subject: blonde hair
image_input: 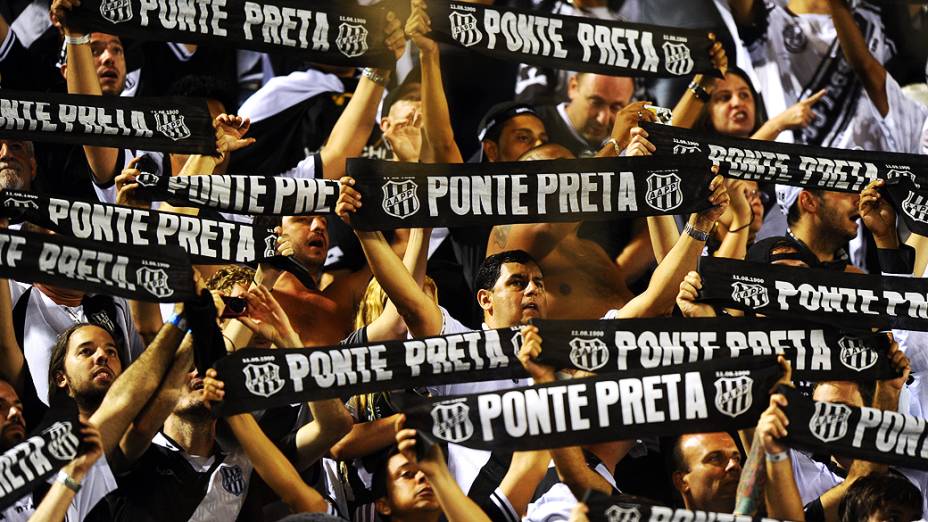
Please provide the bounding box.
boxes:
[354,276,439,329]
[205,265,255,294]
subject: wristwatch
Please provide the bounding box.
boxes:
[361,67,388,86]
[683,223,711,242]
[56,470,82,493]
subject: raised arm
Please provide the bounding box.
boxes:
[394,416,494,522]
[337,178,444,337]
[0,276,25,395]
[757,394,805,521]
[829,0,888,116]
[366,227,433,342]
[751,89,826,141]
[52,0,120,185]
[320,13,406,179]
[626,127,679,262]
[712,180,753,260]
[89,308,188,459]
[115,334,193,468]
[29,421,103,522]
[407,0,462,164]
[671,38,728,129]
[617,172,728,318]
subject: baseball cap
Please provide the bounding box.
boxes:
[775,184,803,216]
[476,101,541,142]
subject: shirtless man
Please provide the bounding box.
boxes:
[486,134,703,319]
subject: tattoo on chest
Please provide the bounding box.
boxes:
[493,225,512,249]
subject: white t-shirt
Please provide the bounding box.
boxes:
[426,308,532,496]
[744,1,893,147]
[9,282,145,406]
[523,461,617,522]
[65,455,118,521]
[832,73,928,153]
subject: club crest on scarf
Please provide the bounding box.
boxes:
[713,375,753,418]
[220,465,246,496]
[568,336,609,371]
[336,22,369,58]
[782,22,808,53]
[430,399,474,443]
[242,362,286,398]
[902,191,928,224]
[672,143,701,155]
[449,11,482,47]
[382,179,420,219]
[263,234,278,258]
[2,196,39,210]
[152,110,191,141]
[644,172,683,212]
[135,172,161,188]
[838,336,878,372]
[42,421,80,461]
[810,401,852,443]
[661,41,694,76]
[99,0,133,24]
[136,267,174,299]
[605,505,641,522]
[730,281,769,309]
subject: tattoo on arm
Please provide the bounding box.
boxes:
[734,436,766,515]
[493,225,512,249]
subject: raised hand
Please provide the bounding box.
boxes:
[695,169,731,226]
[336,177,363,226]
[775,89,826,131]
[203,368,225,409]
[115,157,147,209]
[756,394,789,455]
[237,286,301,347]
[609,101,657,151]
[214,114,255,160]
[859,179,898,248]
[675,271,716,318]
[625,127,656,157]
[394,414,445,478]
[708,34,728,74]
[517,325,556,384]
[384,12,407,60]
[406,0,437,54]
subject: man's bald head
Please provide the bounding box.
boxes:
[518,143,575,162]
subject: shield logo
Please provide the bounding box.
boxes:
[645,172,683,212]
[838,336,878,372]
[902,191,928,224]
[782,22,808,53]
[42,421,80,461]
[605,505,641,522]
[153,110,191,141]
[449,12,482,47]
[99,0,133,23]
[430,399,474,443]
[673,144,701,155]
[714,376,753,418]
[243,362,286,398]
[568,337,609,371]
[662,42,694,76]
[886,169,915,184]
[136,267,174,299]
[135,172,161,188]
[730,281,769,309]
[382,180,420,219]
[220,465,246,496]
[264,234,278,258]
[809,401,851,443]
[510,330,523,357]
[336,23,369,58]
[3,197,38,210]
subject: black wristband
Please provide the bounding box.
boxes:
[689,81,710,103]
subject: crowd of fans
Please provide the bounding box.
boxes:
[1,0,928,520]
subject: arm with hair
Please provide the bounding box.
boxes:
[54,2,120,187]
[115,335,193,468]
[408,0,462,164]
[227,412,329,513]
[366,227,433,342]
[292,399,353,469]
[829,0,888,116]
[89,319,187,458]
[0,278,25,394]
